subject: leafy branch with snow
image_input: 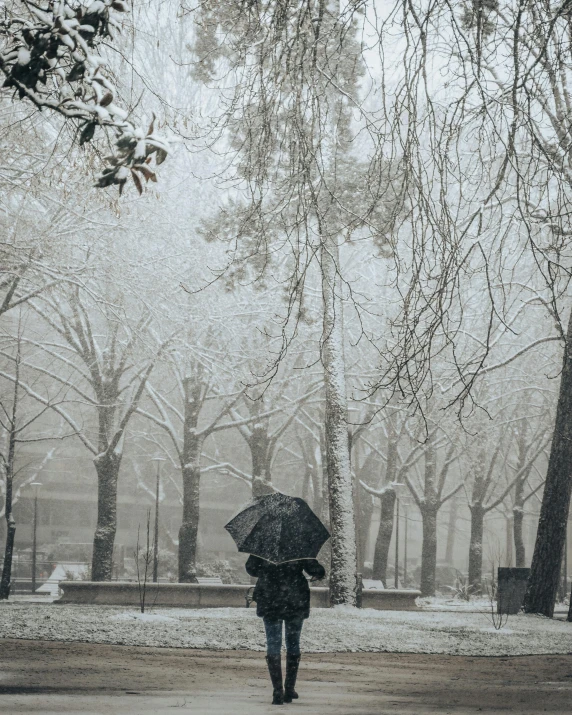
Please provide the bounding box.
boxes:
[0,0,168,192]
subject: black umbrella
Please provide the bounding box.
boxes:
[224,492,330,564]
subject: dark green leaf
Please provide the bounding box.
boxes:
[79,122,96,145]
[66,62,85,82]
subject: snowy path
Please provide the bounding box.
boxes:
[0,602,570,656]
[1,638,572,714]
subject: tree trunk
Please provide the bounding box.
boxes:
[299,430,317,505]
[420,504,438,597]
[0,516,15,600]
[445,497,458,566]
[372,489,396,584]
[0,502,6,545]
[513,507,525,567]
[355,486,372,572]
[314,428,327,522]
[302,461,312,503]
[91,451,121,581]
[505,516,513,567]
[311,457,322,517]
[178,376,203,583]
[513,470,526,568]
[524,311,572,617]
[1,377,18,600]
[178,463,201,582]
[250,421,274,498]
[321,239,357,606]
[355,450,379,573]
[468,504,485,594]
[316,428,331,577]
[513,428,527,568]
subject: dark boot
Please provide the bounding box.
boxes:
[266,655,284,705]
[283,654,301,703]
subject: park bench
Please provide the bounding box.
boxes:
[196,576,224,585]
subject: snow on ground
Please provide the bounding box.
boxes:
[110,612,177,623]
[0,603,570,656]
[417,596,498,612]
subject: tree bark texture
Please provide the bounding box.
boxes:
[178,376,203,583]
[445,497,458,565]
[524,311,572,617]
[250,423,273,497]
[512,425,530,568]
[420,505,438,597]
[321,239,357,606]
[178,463,201,583]
[372,489,396,584]
[466,447,492,594]
[354,449,377,572]
[0,366,18,599]
[302,461,312,503]
[316,428,332,577]
[512,462,527,567]
[357,487,373,572]
[314,428,327,523]
[311,460,323,518]
[513,508,525,567]
[0,513,6,548]
[91,451,121,581]
[505,516,513,567]
[0,518,15,600]
[419,440,439,597]
[298,429,317,506]
[468,504,485,594]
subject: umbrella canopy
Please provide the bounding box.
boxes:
[224,492,330,564]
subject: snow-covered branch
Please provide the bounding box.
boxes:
[0,0,169,192]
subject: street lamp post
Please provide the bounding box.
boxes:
[30,482,42,593]
[403,501,409,588]
[151,458,165,584]
[394,497,400,589]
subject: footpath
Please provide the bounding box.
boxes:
[1,638,571,714]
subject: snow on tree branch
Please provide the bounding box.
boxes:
[0,0,168,193]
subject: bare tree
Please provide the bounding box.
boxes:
[0,316,68,599]
[402,431,461,597]
[137,350,250,582]
[8,283,173,581]
[525,314,572,615]
[191,0,402,605]
[229,382,321,498]
[369,0,572,615]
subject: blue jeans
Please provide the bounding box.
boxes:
[263,617,303,656]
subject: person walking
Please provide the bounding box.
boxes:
[225,493,330,705]
[245,555,326,705]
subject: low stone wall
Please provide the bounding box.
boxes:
[56,581,420,610]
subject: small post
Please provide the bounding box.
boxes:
[356,572,363,608]
[151,458,164,584]
[563,520,568,601]
[30,482,42,593]
[394,496,400,589]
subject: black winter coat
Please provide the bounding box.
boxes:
[246,555,325,621]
